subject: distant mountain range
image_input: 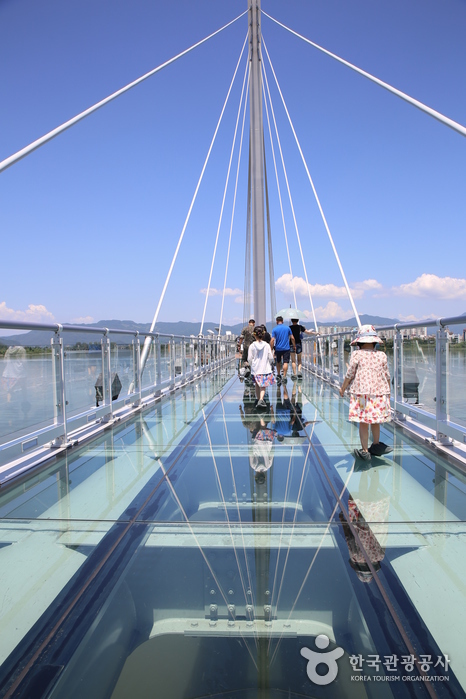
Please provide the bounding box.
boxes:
[0,315,400,347]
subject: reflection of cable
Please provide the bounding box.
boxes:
[270,460,355,667]
[267,445,294,640]
[156,445,243,638]
[217,397,260,653]
[269,414,317,654]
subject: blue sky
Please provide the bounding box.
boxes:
[1,0,465,328]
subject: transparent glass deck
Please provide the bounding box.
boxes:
[0,368,464,698]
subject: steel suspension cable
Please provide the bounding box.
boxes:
[140,36,248,372]
[262,39,362,329]
[262,11,466,139]
[200,53,249,336]
[262,50,324,368]
[219,67,250,334]
[0,11,248,175]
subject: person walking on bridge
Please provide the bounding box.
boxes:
[289,318,316,380]
[271,316,295,384]
[339,325,392,462]
[240,318,255,367]
[248,326,276,409]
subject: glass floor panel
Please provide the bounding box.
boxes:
[0,369,464,698]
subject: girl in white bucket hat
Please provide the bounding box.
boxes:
[339,325,392,462]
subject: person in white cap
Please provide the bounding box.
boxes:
[339,325,393,462]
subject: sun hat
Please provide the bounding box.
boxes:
[350,324,383,346]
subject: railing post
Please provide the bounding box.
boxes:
[338,336,345,384]
[101,335,112,423]
[309,339,314,373]
[170,336,176,390]
[189,337,195,377]
[393,327,405,420]
[50,333,67,447]
[202,338,207,374]
[155,335,162,397]
[436,327,451,444]
[181,338,187,381]
[324,337,330,380]
[132,336,141,406]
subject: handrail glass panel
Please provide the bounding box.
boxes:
[0,333,54,446]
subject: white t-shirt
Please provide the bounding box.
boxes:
[248,340,273,375]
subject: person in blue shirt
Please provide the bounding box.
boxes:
[271,315,295,384]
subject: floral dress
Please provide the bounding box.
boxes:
[344,350,391,424]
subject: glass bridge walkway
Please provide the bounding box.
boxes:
[0,366,464,699]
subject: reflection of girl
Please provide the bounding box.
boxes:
[339,325,392,462]
[248,417,283,483]
[247,327,275,409]
[340,468,389,583]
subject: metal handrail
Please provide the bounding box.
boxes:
[301,316,466,450]
[0,319,236,469]
[0,319,231,341]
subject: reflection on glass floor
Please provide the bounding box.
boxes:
[0,367,464,698]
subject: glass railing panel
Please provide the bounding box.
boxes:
[185,341,193,374]
[63,332,103,417]
[400,338,436,413]
[0,333,55,446]
[176,339,183,376]
[109,336,134,398]
[159,341,171,382]
[448,340,466,427]
[140,338,157,391]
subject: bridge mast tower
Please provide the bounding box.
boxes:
[248,0,266,325]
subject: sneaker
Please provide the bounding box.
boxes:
[291,374,297,380]
[297,372,303,379]
[276,376,282,385]
[353,448,371,462]
[369,442,393,457]
[256,399,267,409]
[281,376,288,384]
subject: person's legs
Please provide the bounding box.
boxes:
[259,386,266,401]
[291,351,297,376]
[296,345,303,374]
[359,422,369,451]
[255,382,261,401]
[371,423,380,445]
[281,351,291,379]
